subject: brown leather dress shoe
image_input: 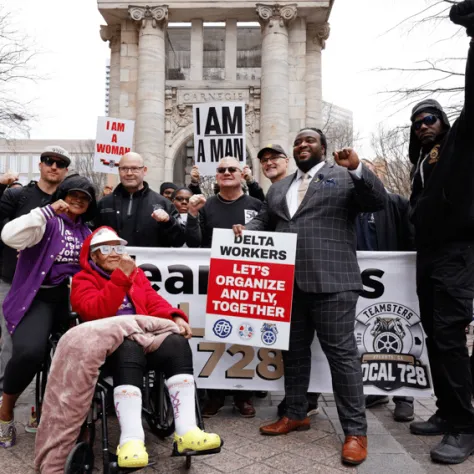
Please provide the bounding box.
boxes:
[341,435,368,465]
[234,399,256,418]
[260,416,310,436]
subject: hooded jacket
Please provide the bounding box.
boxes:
[408,39,474,246]
[71,226,188,323]
[95,182,185,247]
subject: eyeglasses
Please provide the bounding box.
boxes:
[67,190,91,203]
[174,196,190,202]
[118,166,145,173]
[413,115,438,131]
[41,157,68,169]
[260,155,286,165]
[92,244,125,255]
[217,167,240,174]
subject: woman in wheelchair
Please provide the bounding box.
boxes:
[0,176,96,448]
[70,226,222,469]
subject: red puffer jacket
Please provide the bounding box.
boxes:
[71,226,188,323]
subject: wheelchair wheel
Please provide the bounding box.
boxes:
[144,374,175,439]
[64,442,94,474]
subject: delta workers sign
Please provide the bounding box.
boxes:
[205,229,297,350]
[130,247,433,397]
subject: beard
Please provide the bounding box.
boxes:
[294,153,323,173]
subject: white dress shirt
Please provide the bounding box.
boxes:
[286,161,363,218]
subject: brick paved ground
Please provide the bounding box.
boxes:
[2,335,474,473]
[2,394,474,474]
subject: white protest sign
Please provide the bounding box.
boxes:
[204,229,297,350]
[93,116,135,174]
[129,248,434,397]
[193,102,246,176]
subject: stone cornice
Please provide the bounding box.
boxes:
[128,5,169,28]
[256,3,297,27]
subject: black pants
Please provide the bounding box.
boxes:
[417,242,474,433]
[284,287,367,436]
[3,284,69,395]
[105,334,193,389]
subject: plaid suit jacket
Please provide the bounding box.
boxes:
[246,163,386,293]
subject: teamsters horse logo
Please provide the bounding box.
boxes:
[355,303,430,392]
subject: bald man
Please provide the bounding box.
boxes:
[95,152,185,247]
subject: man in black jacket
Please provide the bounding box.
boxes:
[0,145,70,395]
[407,1,474,464]
[95,152,185,247]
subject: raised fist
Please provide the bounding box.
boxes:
[118,254,136,277]
[0,171,19,186]
[242,165,254,183]
[188,194,206,217]
[450,0,474,35]
[190,165,200,184]
[51,199,70,215]
[151,209,170,223]
[333,148,360,171]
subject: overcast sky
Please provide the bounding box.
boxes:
[3,0,469,155]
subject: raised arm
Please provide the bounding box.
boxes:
[450,0,474,128]
[1,202,67,250]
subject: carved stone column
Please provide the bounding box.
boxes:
[256,3,297,191]
[100,25,121,117]
[129,5,168,189]
[306,22,330,127]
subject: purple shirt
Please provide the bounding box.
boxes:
[43,214,84,285]
[90,260,136,316]
[3,205,91,334]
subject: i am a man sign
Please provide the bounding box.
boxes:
[193,102,246,176]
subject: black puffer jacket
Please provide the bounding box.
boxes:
[408,38,474,246]
[95,182,185,247]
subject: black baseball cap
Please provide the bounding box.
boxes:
[257,144,288,160]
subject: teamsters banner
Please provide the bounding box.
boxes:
[130,247,433,398]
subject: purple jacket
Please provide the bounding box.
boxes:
[2,205,91,334]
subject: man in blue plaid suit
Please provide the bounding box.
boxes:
[233,128,386,465]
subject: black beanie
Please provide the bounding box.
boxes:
[160,182,178,195]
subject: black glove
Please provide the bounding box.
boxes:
[450,0,474,37]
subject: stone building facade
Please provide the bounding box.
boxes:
[98,1,335,190]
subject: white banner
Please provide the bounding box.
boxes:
[93,116,135,174]
[205,229,297,350]
[193,102,246,176]
[129,248,433,398]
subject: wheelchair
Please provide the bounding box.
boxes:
[35,318,212,472]
[64,370,208,473]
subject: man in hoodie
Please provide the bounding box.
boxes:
[95,153,185,247]
[407,1,474,465]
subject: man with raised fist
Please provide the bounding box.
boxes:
[233,128,386,466]
[407,0,474,464]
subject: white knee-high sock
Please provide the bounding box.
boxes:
[114,385,145,446]
[165,374,197,436]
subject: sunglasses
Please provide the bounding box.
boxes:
[92,244,126,255]
[41,157,68,169]
[174,196,190,202]
[217,167,240,174]
[413,115,438,131]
